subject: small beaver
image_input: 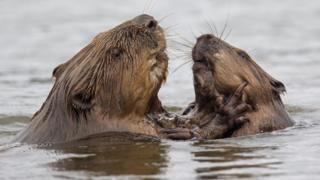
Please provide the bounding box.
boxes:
[189,34,294,137]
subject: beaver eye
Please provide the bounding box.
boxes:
[110,48,123,59]
[236,50,251,60]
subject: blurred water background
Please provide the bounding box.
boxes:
[0,0,320,179]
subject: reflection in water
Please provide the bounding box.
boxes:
[192,140,282,179]
[43,134,169,176]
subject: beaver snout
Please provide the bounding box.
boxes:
[193,34,220,63]
[133,14,158,31]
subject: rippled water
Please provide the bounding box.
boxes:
[1,0,320,179]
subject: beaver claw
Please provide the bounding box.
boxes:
[196,82,252,139]
[215,82,252,127]
[160,82,252,140]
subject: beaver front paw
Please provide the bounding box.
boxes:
[160,83,252,140]
[198,82,252,139]
[161,128,192,140]
[214,82,251,128]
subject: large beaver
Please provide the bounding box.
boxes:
[13,15,248,144]
[13,14,169,143]
[189,34,294,137]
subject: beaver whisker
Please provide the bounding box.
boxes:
[165,38,182,44]
[190,29,200,41]
[168,49,189,55]
[166,35,179,44]
[205,18,219,37]
[163,24,179,32]
[173,33,194,45]
[143,0,154,14]
[159,12,175,23]
[149,0,157,14]
[167,40,192,50]
[167,48,192,58]
[170,50,192,57]
[170,53,192,60]
[219,15,230,41]
[171,40,193,49]
[168,49,192,58]
[170,48,191,54]
[165,34,180,38]
[165,33,183,39]
[171,60,193,74]
[223,28,232,41]
[167,36,194,53]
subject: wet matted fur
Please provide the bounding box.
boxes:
[13,14,168,144]
[190,34,294,137]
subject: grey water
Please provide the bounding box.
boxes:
[0,0,320,179]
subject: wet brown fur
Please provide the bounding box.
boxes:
[192,34,294,137]
[14,14,168,144]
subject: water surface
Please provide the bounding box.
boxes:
[1,0,320,179]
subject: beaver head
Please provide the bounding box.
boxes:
[192,34,286,109]
[52,14,168,118]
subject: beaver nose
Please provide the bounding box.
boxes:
[133,14,158,30]
[193,34,219,61]
[196,34,219,53]
[193,41,208,62]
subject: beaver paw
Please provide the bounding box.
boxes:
[214,82,252,130]
[160,127,201,140]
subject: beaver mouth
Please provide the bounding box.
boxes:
[148,23,168,79]
[151,49,168,71]
[193,52,211,71]
[151,29,167,71]
[193,34,221,70]
[192,42,214,67]
[194,56,209,65]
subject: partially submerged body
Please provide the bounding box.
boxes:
[13,15,291,143]
[158,33,294,140]
[13,15,249,144]
[168,34,294,139]
[13,14,168,144]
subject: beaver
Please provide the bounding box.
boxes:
[189,34,294,137]
[13,14,252,144]
[13,14,170,144]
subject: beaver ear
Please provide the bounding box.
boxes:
[52,63,66,80]
[270,78,286,94]
[71,91,93,110]
[109,47,124,60]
